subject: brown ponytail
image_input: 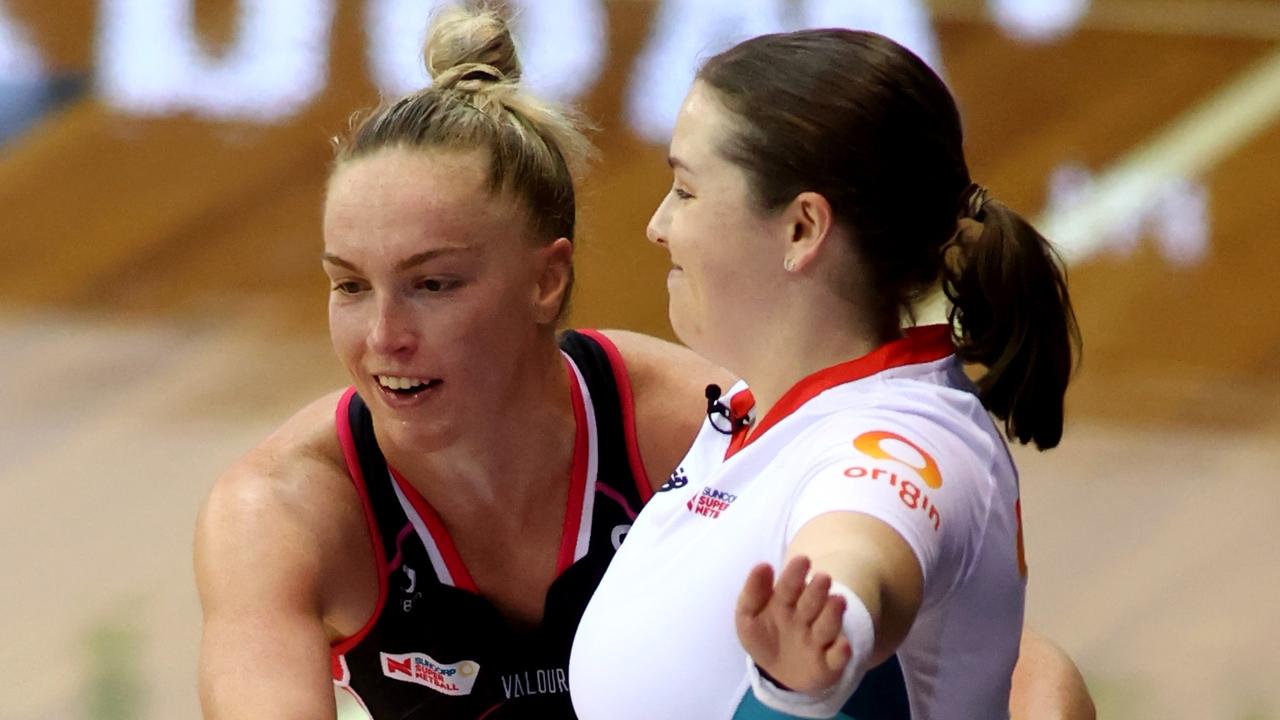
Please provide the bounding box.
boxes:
[943,193,1081,450]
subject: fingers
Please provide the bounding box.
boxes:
[736,563,775,621]
[793,571,832,627]
[738,558,857,692]
[772,555,811,608]
[810,591,847,645]
[824,634,853,674]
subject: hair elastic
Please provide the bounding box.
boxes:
[964,183,991,220]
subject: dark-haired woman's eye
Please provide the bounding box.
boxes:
[419,278,456,293]
[673,188,693,200]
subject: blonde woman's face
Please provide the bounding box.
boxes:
[323,147,554,450]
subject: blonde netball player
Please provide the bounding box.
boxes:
[194,8,716,719]
[195,7,1088,720]
[572,28,1085,720]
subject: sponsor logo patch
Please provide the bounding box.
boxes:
[845,430,945,532]
[686,485,737,519]
[500,667,571,699]
[658,466,689,492]
[852,430,942,489]
[380,651,480,696]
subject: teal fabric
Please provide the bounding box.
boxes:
[731,689,856,719]
[730,655,910,720]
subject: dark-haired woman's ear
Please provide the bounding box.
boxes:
[781,191,835,274]
[532,237,574,324]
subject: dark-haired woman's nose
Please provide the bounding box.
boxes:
[646,199,671,248]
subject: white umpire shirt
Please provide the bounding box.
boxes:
[570,325,1026,720]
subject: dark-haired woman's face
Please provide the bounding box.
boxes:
[323,147,564,451]
[647,82,790,371]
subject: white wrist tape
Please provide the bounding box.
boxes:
[746,580,875,719]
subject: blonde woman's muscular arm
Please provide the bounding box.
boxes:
[195,392,369,720]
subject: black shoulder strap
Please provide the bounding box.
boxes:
[558,330,648,507]
[344,391,411,562]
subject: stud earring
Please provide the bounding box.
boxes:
[783,257,795,272]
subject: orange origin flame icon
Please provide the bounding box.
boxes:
[852,431,942,489]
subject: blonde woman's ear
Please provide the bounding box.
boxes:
[533,237,575,323]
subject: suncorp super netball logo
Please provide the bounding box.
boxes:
[845,430,943,532]
[380,651,480,696]
[852,430,942,489]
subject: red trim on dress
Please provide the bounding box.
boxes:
[388,468,481,594]
[330,387,391,676]
[555,353,591,574]
[724,325,956,460]
[382,355,590,595]
[578,329,652,503]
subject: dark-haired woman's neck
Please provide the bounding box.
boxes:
[735,304,899,442]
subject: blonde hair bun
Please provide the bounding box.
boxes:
[425,6,521,91]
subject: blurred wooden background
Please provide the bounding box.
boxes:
[1,1,1277,718]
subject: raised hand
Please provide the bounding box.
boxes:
[735,555,853,694]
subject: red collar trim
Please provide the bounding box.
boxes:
[723,324,955,460]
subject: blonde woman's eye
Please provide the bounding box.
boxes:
[673,188,693,200]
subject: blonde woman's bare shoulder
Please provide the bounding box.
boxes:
[196,389,365,597]
[594,330,734,486]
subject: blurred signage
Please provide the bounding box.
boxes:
[5,0,1214,264]
[2,0,1091,129]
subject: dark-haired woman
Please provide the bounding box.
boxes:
[571,28,1082,720]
